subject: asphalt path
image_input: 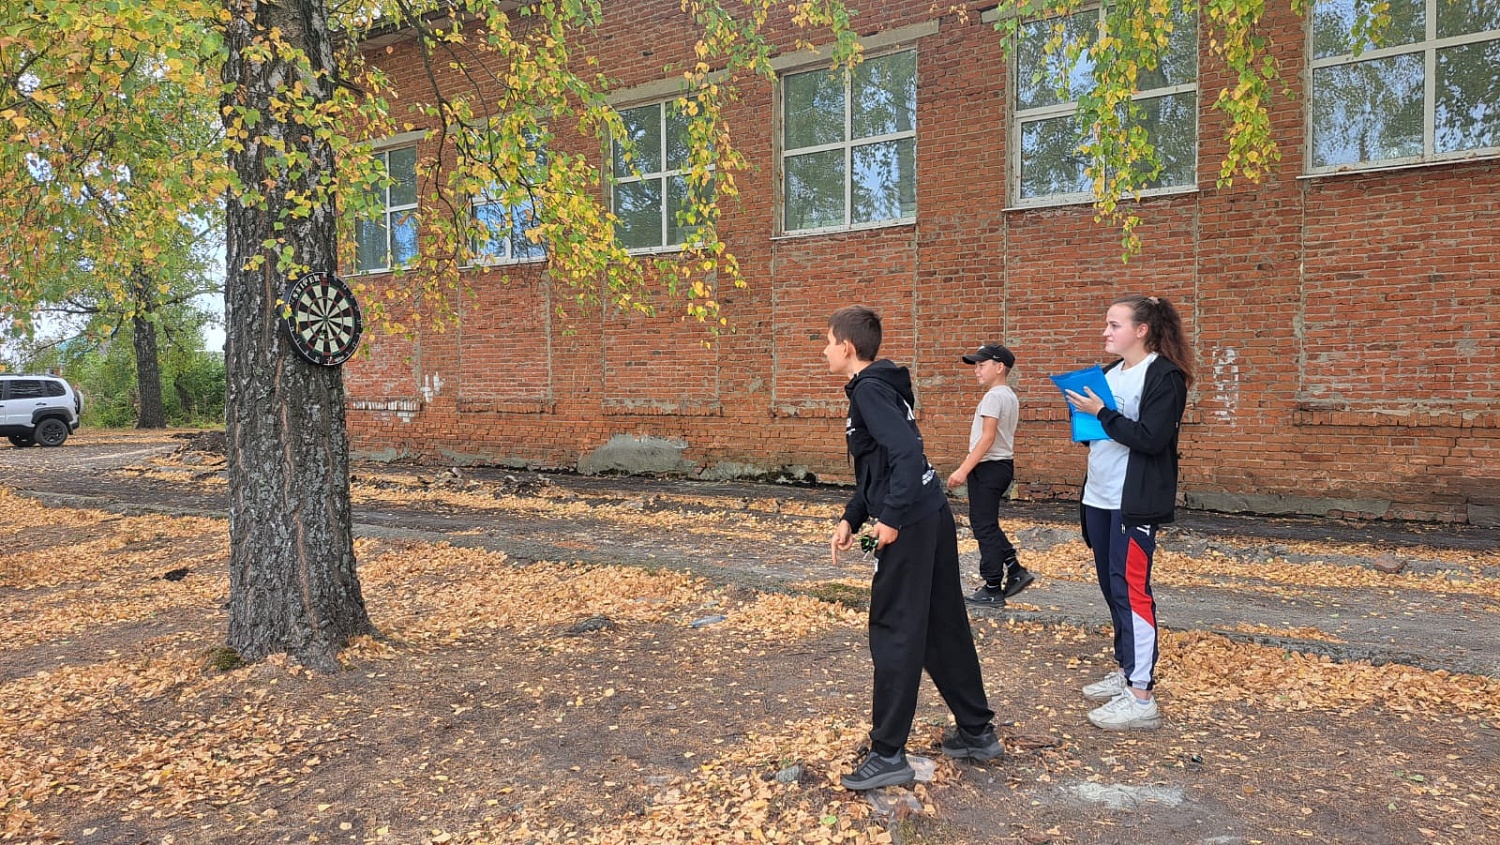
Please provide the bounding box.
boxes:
[4,436,1497,677]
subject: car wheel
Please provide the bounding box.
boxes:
[34,418,69,447]
[8,435,35,448]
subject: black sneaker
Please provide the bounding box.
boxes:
[841,751,915,790]
[965,585,1006,606]
[1002,567,1035,599]
[940,725,1005,762]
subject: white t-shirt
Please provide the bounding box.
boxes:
[1083,353,1158,510]
[969,384,1017,461]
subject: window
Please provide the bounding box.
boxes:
[6,380,44,399]
[471,185,545,264]
[354,146,418,273]
[1011,5,1198,204]
[781,50,917,233]
[611,101,702,251]
[470,135,547,265]
[1309,0,1500,171]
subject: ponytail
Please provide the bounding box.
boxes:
[1115,295,1194,388]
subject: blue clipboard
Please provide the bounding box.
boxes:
[1049,365,1117,443]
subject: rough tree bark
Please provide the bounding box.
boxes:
[129,266,166,429]
[221,0,376,671]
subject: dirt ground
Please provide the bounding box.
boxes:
[1,430,1497,845]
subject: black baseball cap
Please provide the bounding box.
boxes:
[962,344,1015,367]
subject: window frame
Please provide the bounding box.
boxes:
[776,46,920,237]
[353,137,421,275]
[1005,4,1201,209]
[608,99,701,255]
[1305,0,1500,175]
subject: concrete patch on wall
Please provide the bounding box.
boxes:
[579,435,696,476]
[1186,490,1390,519]
[353,446,415,463]
[1468,502,1500,528]
[420,373,445,404]
[437,449,544,470]
[697,461,817,484]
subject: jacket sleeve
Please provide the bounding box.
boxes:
[1096,366,1186,456]
[854,380,928,529]
[840,494,870,529]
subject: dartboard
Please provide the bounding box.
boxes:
[281,272,363,366]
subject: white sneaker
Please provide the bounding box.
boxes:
[1081,670,1126,701]
[1087,691,1162,731]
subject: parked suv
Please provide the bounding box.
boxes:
[1,374,82,447]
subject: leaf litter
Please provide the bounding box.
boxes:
[1,473,1498,844]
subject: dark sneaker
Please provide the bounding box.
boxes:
[841,751,915,790]
[940,726,1005,762]
[965,586,1007,606]
[1002,567,1036,599]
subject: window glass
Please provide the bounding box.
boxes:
[1438,1,1500,38]
[1309,2,1499,170]
[1015,12,1097,111]
[355,217,388,273]
[352,146,419,273]
[1312,55,1424,168]
[8,380,44,399]
[851,138,916,223]
[616,106,662,176]
[43,380,65,397]
[783,70,846,149]
[614,178,663,250]
[1436,40,1500,153]
[387,147,418,207]
[1131,92,1199,189]
[784,150,846,231]
[1019,116,1091,199]
[851,50,916,138]
[781,50,917,232]
[1312,0,1425,59]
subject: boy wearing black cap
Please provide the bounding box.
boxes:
[948,344,1034,606]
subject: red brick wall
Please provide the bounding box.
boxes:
[345,1,1500,524]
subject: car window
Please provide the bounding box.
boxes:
[43,380,66,397]
[6,380,46,399]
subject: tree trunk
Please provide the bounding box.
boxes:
[130,266,167,429]
[221,0,375,671]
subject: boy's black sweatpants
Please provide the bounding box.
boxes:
[867,502,995,756]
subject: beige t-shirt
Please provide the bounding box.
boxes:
[969,384,1018,461]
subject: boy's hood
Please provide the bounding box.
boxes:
[847,359,916,406]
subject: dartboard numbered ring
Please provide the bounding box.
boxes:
[282,271,364,366]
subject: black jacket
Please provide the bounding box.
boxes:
[1082,355,1188,539]
[839,360,947,531]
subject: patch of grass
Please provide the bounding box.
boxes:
[204,646,244,672]
[797,581,870,610]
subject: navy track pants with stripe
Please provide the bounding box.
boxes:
[1083,505,1160,690]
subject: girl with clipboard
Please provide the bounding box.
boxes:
[1062,295,1193,731]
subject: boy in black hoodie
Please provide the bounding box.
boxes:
[824,305,1004,790]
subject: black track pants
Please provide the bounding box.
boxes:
[867,503,996,755]
[967,458,1018,587]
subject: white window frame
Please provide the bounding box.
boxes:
[1305,0,1500,175]
[609,100,700,254]
[1001,4,1200,209]
[777,47,919,236]
[353,132,423,274]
